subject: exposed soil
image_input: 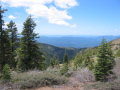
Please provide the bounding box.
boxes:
[35,75,98,90]
[36,77,85,90]
[36,85,84,90]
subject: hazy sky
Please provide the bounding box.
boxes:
[1,0,120,35]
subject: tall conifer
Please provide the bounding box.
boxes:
[16,15,45,71]
[63,53,69,64]
[0,6,11,72]
[50,56,59,68]
[7,21,18,68]
[94,38,115,81]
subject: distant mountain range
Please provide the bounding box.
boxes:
[37,35,120,48]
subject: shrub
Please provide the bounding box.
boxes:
[11,70,67,89]
[1,64,11,80]
[60,64,69,75]
[86,75,120,90]
[73,68,95,82]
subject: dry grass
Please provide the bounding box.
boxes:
[111,38,120,50]
[85,75,120,90]
[1,57,120,90]
[113,58,120,74]
[75,68,95,83]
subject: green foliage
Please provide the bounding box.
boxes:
[60,64,69,75]
[11,70,67,89]
[83,49,92,66]
[0,31,11,71]
[0,7,11,72]
[60,53,69,75]
[50,56,59,68]
[86,75,120,90]
[16,16,45,71]
[83,49,95,70]
[7,21,18,69]
[94,38,115,82]
[63,53,69,64]
[73,48,95,70]
[88,59,94,70]
[55,59,60,67]
[40,43,83,64]
[1,64,11,80]
[74,55,83,70]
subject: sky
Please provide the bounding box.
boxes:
[1,0,120,36]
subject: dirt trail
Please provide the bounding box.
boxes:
[36,77,84,90]
[36,85,84,90]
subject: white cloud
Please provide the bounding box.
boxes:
[1,0,78,8]
[4,22,9,25]
[1,0,54,7]
[16,23,22,26]
[3,22,9,28]
[2,0,78,27]
[8,15,16,19]
[26,5,72,26]
[54,0,78,9]
[3,22,21,28]
[1,0,53,7]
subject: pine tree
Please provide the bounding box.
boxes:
[74,55,83,70]
[50,56,55,68]
[50,56,59,68]
[63,53,69,64]
[55,58,59,68]
[94,38,115,81]
[0,6,11,72]
[60,53,69,75]
[16,15,45,71]
[7,21,18,68]
[83,48,94,70]
[83,52,91,67]
[60,63,69,75]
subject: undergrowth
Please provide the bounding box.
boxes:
[85,58,120,90]
[0,68,68,89]
[85,75,120,90]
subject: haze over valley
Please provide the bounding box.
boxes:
[37,35,120,48]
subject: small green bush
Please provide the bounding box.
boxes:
[1,64,11,80]
[60,64,69,75]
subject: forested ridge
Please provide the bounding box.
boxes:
[40,43,84,64]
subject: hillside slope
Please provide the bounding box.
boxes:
[110,38,120,50]
[72,38,120,67]
[39,43,84,64]
[110,38,120,56]
[38,37,120,66]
